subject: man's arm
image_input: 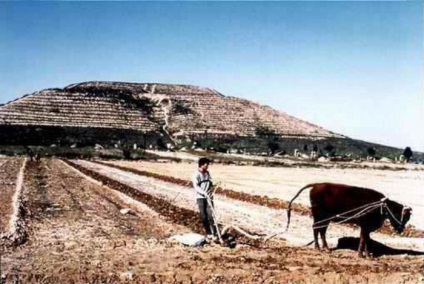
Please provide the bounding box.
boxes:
[192,173,207,197]
[207,172,213,188]
[207,173,214,196]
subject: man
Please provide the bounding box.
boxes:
[192,157,216,239]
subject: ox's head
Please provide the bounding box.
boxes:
[385,199,412,233]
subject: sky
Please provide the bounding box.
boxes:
[0,1,423,151]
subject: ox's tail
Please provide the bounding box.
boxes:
[286,183,316,231]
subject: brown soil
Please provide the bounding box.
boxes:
[95,161,423,238]
[0,158,23,234]
[1,158,423,283]
[96,160,310,215]
[1,159,189,282]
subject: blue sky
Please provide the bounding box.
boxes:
[0,1,423,151]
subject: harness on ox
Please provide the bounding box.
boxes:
[263,197,406,242]
[283,183,413,257]
[310,197,409,230]
[190,180,411,247]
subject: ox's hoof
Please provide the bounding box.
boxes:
[323,247,331,253]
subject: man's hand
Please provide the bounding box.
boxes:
[205,189,212,199]
[206,181,221,198]
[206,187,215,198]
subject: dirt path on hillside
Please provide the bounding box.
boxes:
[0,158,23,234]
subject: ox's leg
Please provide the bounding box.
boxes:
[363,231,371,258]
[313,228,320,250]
[358,228,365,257]
[312,208,329,251]
[319,226,330,251]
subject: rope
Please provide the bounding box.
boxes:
[221,225,264,240]
[195,180,282,242]
[257,199,388,239]
[312,203,383,229]
[383,204,403,226]
[199,183,399,244]
[312,200,384,226]
[205,181,270,243]
[264,227,287,241]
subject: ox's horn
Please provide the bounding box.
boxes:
[404,206,412,212]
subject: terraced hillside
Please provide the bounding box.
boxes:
[0,81,342,146]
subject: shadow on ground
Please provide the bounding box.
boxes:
[333,237,424,257]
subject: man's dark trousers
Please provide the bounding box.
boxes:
[197,198,216,235]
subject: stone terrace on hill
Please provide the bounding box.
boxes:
[0,86,164,132]
[0,81,342,140]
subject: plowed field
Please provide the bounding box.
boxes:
[0,158,24,235]
[1,158,423,283]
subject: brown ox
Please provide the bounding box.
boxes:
[287,183,412,257]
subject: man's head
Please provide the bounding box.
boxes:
[198,157,211,172]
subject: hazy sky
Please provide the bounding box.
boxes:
[0,1,422,151]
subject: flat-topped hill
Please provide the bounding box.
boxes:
[0,81,342,140]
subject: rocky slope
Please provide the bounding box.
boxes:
[0,81,342,143]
